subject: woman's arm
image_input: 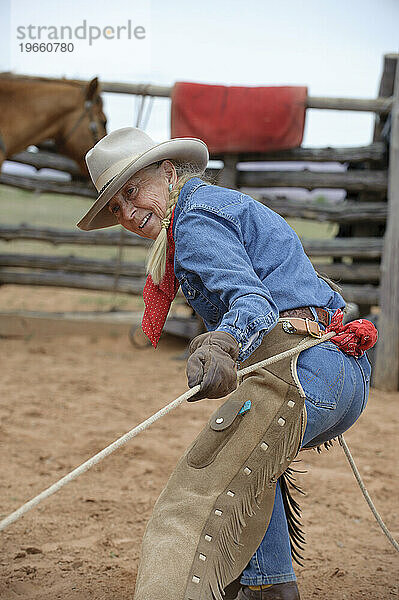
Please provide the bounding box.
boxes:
[174,205,279,361]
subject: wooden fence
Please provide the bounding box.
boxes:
[0,53,398,389]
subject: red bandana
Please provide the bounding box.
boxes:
[325,309,378,357]
[141,207,179,348]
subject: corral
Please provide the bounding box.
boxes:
[0,53,398,600]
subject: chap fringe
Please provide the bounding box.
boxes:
[205,420,301,600]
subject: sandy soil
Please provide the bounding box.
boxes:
[0,303,398,599]
[0,285,145,314]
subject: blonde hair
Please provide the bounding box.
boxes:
[146,162,207,284]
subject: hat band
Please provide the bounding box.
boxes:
[94,154,141,191]
[98,174,118,195]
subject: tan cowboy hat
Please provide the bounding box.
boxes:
[77,127,209,231]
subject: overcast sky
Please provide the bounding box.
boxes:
[1,0,398,147]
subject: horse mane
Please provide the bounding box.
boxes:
[0,72,93,89]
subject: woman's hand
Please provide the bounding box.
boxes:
[186,331,239,401]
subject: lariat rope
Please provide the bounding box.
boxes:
[338,434,399,552]
[0,330,398,554]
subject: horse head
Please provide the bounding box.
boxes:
[56,77,107,177]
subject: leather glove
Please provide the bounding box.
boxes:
[186,331,239,401]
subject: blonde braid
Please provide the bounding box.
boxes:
[146,175,194,284]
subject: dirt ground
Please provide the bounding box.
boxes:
[0,288,398,600]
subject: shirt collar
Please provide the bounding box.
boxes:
[172,177,206,239]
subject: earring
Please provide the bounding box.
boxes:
[168,183,173,192]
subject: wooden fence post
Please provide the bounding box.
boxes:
[217,154,238,188]
[374,60,399,391]
[373,54,397,142]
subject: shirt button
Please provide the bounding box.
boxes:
[238,342,242,348]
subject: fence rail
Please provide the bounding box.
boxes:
[0,270,146,294]
[0,72,394,113]
[0,226,383,256]
[0,172,97,198]
[255,198,388,223]
[9,143,387,174]
[1,164,389,197]
[234,169,388,192]
[0,266,379,306]
[0,253,146,276]
[0,252,381,283]
[0,225,150,247]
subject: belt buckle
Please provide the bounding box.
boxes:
[305,318,322,338]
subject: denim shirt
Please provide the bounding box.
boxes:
[172,178,345,361]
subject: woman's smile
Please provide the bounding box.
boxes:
[106,164,172,240]
[139,212,153,229]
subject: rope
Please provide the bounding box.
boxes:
[134,86,153,130]
[338,434,399,552]
[0,385,200,533]
[142,96,154,131]
[238,331,336,377]
[1,332,328,532]
[135,93,146,128]
[1,329,398,555]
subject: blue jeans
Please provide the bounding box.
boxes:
[240,321,372,586]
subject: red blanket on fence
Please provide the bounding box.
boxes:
[171,82,308,154]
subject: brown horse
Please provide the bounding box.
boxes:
[0,74,107,176]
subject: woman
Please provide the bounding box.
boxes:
[78,127,374,600]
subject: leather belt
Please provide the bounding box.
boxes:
[280,317,323,338]
[280,306,330,328]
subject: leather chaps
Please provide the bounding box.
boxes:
[134,323,308,600]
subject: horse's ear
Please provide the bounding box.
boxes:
[85,77,99,101]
